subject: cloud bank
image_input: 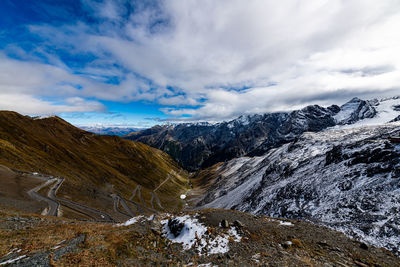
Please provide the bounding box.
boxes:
[1,0,400,121]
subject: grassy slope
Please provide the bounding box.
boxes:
[0,111,188,214]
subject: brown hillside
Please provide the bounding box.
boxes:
[0,111,188,220]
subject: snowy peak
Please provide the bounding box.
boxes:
[334,97,377,125]
[333,96,400,128]
[127,96,400,170]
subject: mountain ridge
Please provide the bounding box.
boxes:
[125,96,400,170]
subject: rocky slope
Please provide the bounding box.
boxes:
[126,97,400,170]
[190,122,400,255]
[1,208,399,266]
[0,111,188,221]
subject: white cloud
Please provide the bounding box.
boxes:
[88,0,400,120]
[0,54,106,114]
[0,93,104,115]
[1,0,400,120]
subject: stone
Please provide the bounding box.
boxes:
[168,218,184,238]
[281,241,292,249]
[359,242,368,250]
[233,220,244,228]
[220,219,229,228]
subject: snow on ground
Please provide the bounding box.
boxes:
[279,221,294,226]
[162,215,207,250]
[117,216,145,226]
[252,253,261,263]
[32,115,56,120]
[3,248,21,257]
[0,255,27,265]
[161,215,241,255]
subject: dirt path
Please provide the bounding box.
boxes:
[111,194,132,218]
[153,174,170,192]
[118,195,135,217]
[129,184,145,206]
[150,192,164,210]
[129,185,140,201]
[148,173,172,210]
[27,177,59,217]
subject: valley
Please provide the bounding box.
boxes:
[1,97,400,265]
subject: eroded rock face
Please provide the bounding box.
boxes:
[193,124,400,255]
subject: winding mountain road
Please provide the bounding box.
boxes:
[27,177,59,217]
[27,175,115,222]
[111,193,134,218]
[27,171,175,222]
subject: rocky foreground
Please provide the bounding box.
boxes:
[0,209,399,266]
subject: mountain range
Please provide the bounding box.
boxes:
[78,125,142,136]
[125,96,400,171]
[1,96,400,264]
[125,96,400,255]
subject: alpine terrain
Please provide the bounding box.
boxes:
[1,96,400,265]
[188,97,400,256]
[126,97,399,171]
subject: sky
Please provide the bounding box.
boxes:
[0,0,400,127]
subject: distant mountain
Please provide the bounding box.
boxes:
[125,96,400,170]
[78,125,142,136]
[0,111,188,221]
[190,122,400,254]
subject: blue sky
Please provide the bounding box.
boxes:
[0,0,400,127]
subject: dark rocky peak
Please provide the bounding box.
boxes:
[279,105,336,136]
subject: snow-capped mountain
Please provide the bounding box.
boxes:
[333,97,377,125]
[333,96,400,128]
[126,96,400,170]
[191,122,400,254]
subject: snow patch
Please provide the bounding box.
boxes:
[252,253,261,263]
[117,216,144,226]
[162,215,207,250]
[0,255,27,265]
[32,115,56,120]
[3,248,21,257]
[161,215,241,255]
[279,221,294,226]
